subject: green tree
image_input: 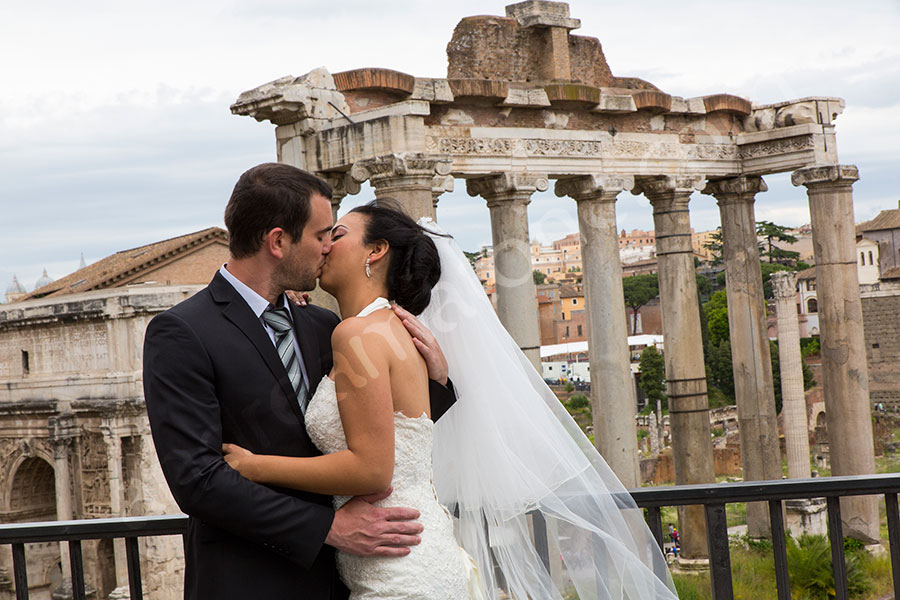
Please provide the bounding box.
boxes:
[533,270,546,285]
[638,346,666,412]
[463,250,481,268]
[756,221,800,266]
[622,273,659,335]
[704,290,730,346]
[707,339,735,400]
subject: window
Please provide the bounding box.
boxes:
[869,251,874,265]
[21,350,29,375]
[861,251,866,266]
[807,298,818,314]
[565,326,570,337]
[577,325,583,336]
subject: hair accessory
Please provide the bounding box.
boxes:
[365,258,371,278]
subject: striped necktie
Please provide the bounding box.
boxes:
[262,305,308,413]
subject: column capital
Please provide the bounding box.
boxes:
[466,172,549,202]
[554,174,634,201]
[319,171,361,200]
[791,164,859,188]
[633,174,705,199]
[770,270,798,301]
[703,175,767,200]
[350,153,452,185]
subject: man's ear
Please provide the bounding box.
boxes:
[264,228,288,260]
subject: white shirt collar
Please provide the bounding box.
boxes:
[218,264,289,318]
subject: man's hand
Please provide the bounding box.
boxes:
[392,304,448,385]
[325,488,423,557]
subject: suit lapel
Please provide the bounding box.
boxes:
[210,273,306,425]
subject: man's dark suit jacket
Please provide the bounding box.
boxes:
[143,272,456,600]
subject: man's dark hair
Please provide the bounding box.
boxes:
[224,163,332,258]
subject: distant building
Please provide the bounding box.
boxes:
[0,227,229,599]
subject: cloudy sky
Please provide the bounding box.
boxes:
[2,0,899,296]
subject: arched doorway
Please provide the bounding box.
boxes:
[7,457,60,600]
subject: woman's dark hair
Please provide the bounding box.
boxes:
[224,163,332,258]
[350,199,441,315]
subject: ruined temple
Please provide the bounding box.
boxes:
[232,0,875,555]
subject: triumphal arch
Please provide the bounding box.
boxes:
[232,1,875,556]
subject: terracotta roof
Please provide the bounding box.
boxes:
[796,266,816,281]
[881,266,900,280]
[559,284,583,298]
[859,208,900,232]
[25,227,228,300]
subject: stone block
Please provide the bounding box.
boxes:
[505,1,581,30]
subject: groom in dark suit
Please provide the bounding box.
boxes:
[143,163,457,599]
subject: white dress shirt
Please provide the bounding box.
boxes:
[218,265,310,391]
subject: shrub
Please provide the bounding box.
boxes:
[567,394,589,410]
[786,533,870,599]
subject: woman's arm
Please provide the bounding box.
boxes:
[224,318,396,496]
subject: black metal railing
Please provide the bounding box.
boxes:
[630,473,900,600]
[0,515,187,600]
[2,474,900,600]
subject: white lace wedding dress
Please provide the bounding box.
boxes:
[305,315,475,599]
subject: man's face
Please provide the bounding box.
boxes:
[274,193,333,292]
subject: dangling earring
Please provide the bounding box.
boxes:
[365,258,371,278]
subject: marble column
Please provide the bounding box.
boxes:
[103,426,130,595]
[51,435,74,593]
[704,176,781,539]
[771,271,812,480]
[350,153,452,221]
[792,165,878,542]
[467,173,547,371]
[555,174,639,488]
[638,175,715,560]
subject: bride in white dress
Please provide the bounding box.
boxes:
[224,199,679,600]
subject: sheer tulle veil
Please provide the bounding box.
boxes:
[417,219,678,600]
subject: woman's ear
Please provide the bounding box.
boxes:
[368,239,390,266]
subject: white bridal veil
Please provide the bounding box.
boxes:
[418,220,678,600]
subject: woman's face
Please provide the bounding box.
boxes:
[319,211,370,293]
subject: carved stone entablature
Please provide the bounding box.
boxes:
[771,270,799,301]
[350,153,453,187]
[738,136,815,160]
[230,68,350,128]
[506,1,581,30]
[633,174,706,199]
[791,164,859,188]
[425,134,738,163]
[703,176,768,203]
[554,174,634,200]
[744,97,845,132]
[466,172,550,203]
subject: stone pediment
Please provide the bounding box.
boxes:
[21,227,228,302]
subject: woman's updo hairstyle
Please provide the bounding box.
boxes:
[350,199,441,315]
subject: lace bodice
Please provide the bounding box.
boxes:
[305,377,435,510]
[305,375,473,600]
